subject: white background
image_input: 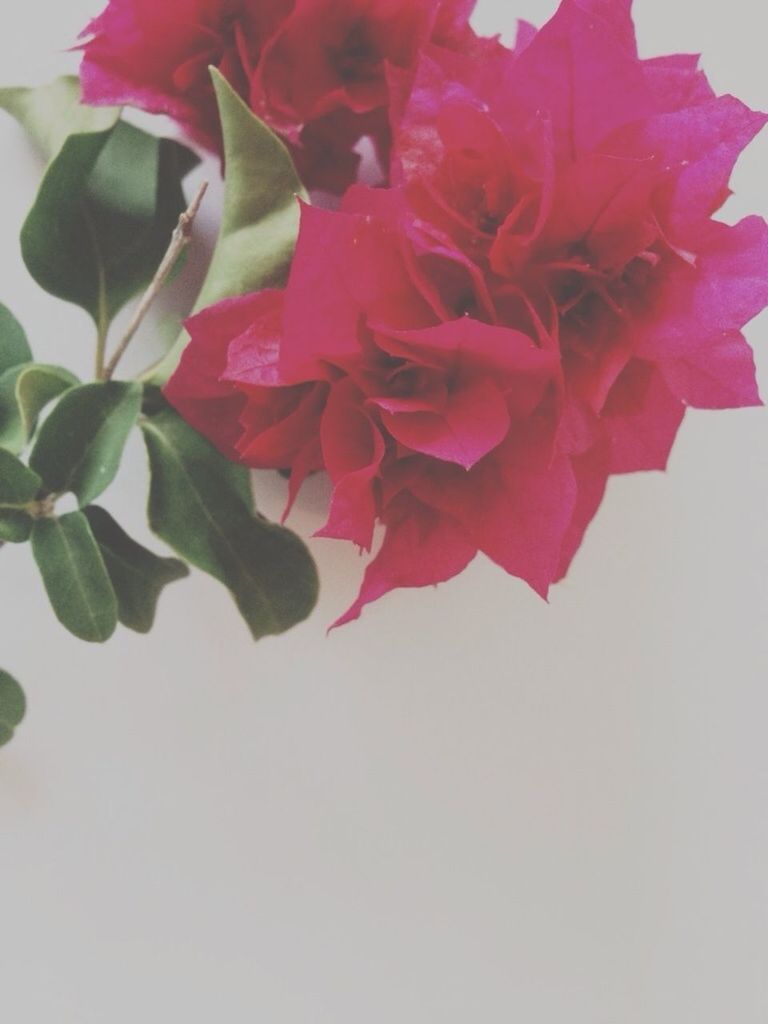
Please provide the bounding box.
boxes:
[1,1,767,1020]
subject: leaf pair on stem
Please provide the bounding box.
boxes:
[0,69,319,745]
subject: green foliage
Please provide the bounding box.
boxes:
[84,506,188,634]
[142,408,318,640]
[0,363,79,454]
[31,511,118,643]
[0,77,198,327]
[0,670,26,748]
[0,72,322,743]
[0,448,42,506]
[30,381,142,506]
[0,77,118,160]
[0,510,32,544]
[0,302,33,372]
[150,70,306,383]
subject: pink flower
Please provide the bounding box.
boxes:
[166,0,768,623]
[78,0,490,191]
[391,0,768,563]
[168,191,571,623]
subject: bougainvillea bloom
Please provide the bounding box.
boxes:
[78,0,492,192]
[166,0,768,624]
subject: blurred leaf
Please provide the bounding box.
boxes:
[0,510,32,544]
[0,448,42,507]
[141,408,318,640]
[1,77,198,325]
[0,76,118,160]
[30,381,142,506]
[84,505,189,634]
[0,669,26,748]
[31,511,118,643]
[0,303,32,373]
[0,362,78,455]
[150,70,306,383]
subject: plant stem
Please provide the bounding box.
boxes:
[101,181,209,382]
[94,263,110,380]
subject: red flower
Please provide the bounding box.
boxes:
[166,0,768,623]
[391,0,768,562]
[78,0,489,192]
[78,0,285,150]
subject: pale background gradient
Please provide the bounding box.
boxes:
[1,1,767,1021]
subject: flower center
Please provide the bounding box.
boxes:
[332,21,381,83]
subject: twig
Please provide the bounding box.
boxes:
[101,180,209,382]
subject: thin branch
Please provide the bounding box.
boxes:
[101,181,209,382]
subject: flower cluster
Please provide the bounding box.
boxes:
[78,0,497,193]
[114,0,767,624]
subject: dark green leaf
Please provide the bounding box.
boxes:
[31,511,118,643]
[30,381,142,506]
[141,408,318,640]
[84,505,189,634]
[0,510,32,544]
[0,303,32,373]
[0,448,42,507]
[141,384,254,514]
[0,669,26,748]
[1,77,198,325]
[0,362,78,454]
[150,70,306,383]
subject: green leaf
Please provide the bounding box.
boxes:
[0,669,26,748]
[1,77,198,325]
[0,362,79,454]
[0,448,42,507]
[30,381,142,506]
[0,510,32,544]
[84,505,189,634]
[0,76,118,161]
[31,512,118,643]
[141,408,318,640]
[0,303,32,373]
[150,69,306,383]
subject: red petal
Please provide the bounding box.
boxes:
[316,380,386,550]
[375,375,510,469]
[332,495,475,627]
[165,292,281,458]
[660,331,762,410]
[603,359,686,473]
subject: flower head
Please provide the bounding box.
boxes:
[166,0,768,623]
[78,0,490,191]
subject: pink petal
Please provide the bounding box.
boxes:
[555,435,611,581]
[407,416,578,597]
[165,292,281,458]
[499,0,654,159]
[603,96,767,230]
[374,375,511,469]
[236,383,329,469]
[316,381,386,550]
[660,331,762,410]
[332,495,476,627]
[635,216,768,360]
[603,359,686,473]
[641,54,715,111]
[375,318,556,379]
[281,203,365,378]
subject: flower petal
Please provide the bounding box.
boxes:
[375,375,510,469]
[332,495,476,627]
[603,359,686,473]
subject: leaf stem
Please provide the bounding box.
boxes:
[101,181,208,383]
